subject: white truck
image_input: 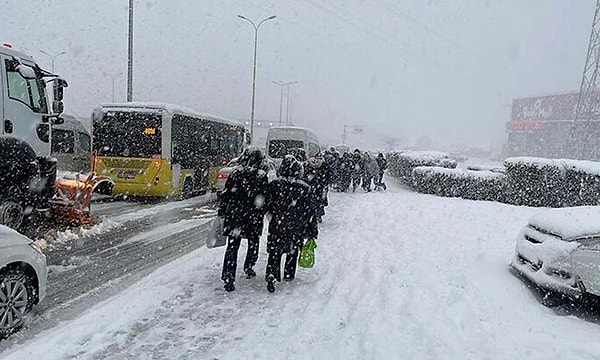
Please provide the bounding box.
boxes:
[0,43,68,229]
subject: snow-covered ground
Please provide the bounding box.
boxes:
[4,178,600,359]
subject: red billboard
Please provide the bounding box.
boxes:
[511,93,578,123]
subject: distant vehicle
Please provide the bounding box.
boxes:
[92,103,247,198]
[214,156,277,193]
[266,126,320,166]
[511,206,600,300]
[51,114,91,173]
[0,225,47,338]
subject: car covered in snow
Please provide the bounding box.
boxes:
[0,225,47,338]
[214,156,277,193]
[511,206,600,299]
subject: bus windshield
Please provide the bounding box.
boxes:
[268,139,303,158]
[94,111,162,158]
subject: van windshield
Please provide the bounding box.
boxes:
[268,139,303,158]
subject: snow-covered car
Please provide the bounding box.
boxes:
[214,157,277,192]
[0,225,47,338]
[511,206,600,299]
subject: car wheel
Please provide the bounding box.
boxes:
[0,200,24,230]
[0,269,35,338]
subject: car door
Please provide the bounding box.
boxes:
[1,54,50,156]
[571,237,600,296]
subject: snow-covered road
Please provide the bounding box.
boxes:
[3,178,600,359]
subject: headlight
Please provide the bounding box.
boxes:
[29,241,45,256]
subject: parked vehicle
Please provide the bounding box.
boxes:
[214,156,277,192]
[51,114,91,173]
[92,103,247,198]
[266,126,320,166]
[0,225,47,338]
[511,206,600,299]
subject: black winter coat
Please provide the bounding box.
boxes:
[265,177,318,254]
[376,157,387,171]
[218,166,268,239]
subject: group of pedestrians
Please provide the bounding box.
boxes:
[324,147,387,193]
[217,148,329,293]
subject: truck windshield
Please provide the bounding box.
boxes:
[268,139,303,158]
[93,111,162,158]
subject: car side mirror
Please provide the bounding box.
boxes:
[53,78,68,102]
[53,101,64,115]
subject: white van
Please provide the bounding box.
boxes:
[266,126,320,165]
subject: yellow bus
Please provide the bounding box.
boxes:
[91,103,247,198]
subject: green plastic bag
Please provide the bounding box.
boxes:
[298,239,317,268]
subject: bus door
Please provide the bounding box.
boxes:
[1,55,50,156]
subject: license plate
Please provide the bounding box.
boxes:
[117,171,137,179]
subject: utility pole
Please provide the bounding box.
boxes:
[573,0,600,159]
[127,0,134,102]
[273,81,298,125]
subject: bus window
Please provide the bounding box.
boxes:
[52,128,75,154]
[93,112,162,158]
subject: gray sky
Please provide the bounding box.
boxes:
[0,0,594,150]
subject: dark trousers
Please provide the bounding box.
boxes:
[376,171,384,185]
[265,246,300,282]
[221,236,259,282]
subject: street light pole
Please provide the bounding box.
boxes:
[273,81,298,126]
[238,14,276,144]
[39,50,67,73]
[127,0,134,102]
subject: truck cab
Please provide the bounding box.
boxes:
[0,43,68,229]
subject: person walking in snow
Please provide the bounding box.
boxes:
[218,148,269,292]
[339,152,354,192]
[304,152,330,222]
[375,153,387,190]
[351,149,364,192]
[362,152,379,192]
[264,155,318,293]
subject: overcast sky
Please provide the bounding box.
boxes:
[0,0,594,150]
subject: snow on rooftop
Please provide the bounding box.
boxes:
[100,102,244,127]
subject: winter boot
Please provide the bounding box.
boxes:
[266,275,276,293]
[245,268,256,279]
[382,182,387,190]
[224,279,235,292]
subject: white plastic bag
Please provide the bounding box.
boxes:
[207,217,227,248]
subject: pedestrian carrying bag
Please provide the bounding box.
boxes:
[299,238,317,268]
[207,217,227,248]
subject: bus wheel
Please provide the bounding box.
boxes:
[0,201,24,230]
[181,178,194,200]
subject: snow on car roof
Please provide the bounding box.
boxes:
[528,206,600,240]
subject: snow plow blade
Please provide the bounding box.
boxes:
[51,173,114,226]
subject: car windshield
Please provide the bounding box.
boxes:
[268,139,303,158]
[5,3,600,360]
